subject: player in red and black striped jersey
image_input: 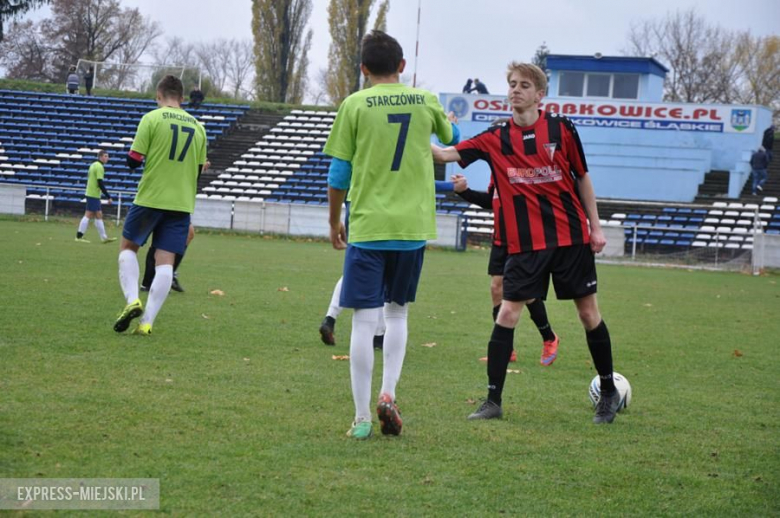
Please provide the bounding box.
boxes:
[433,62,621,425]
[452,172,560,366]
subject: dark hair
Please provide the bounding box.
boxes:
[157,75,184,99]
[97,149,108,158]
[361,30,403,76]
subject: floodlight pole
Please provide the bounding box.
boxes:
[412,0,421,87]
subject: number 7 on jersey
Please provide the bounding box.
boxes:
[387,113,411,171]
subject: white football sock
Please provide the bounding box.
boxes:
[118,249,139,304]
[350,307,381,422]
[375,308,386,337]
[94,219,107,240]
[78,216,90,235]
[141,265,173,326]
[380,302,409,401]
[326,277,344,319]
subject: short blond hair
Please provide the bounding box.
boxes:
[506,62,547,92]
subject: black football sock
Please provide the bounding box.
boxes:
[173,246,186,273]
[586,320,616,394]
[141,246,156,287]
[486,324,515,405]
[76,232,84,238]
[527,299,555,342]
[492,304,501,322]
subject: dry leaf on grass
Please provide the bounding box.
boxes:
[209,289,225,296]
[243,358,250,362]
[201,314,210,319]
[506,369,521,374]
[421,342,437,348]
[733,349,743,357]
[332,355,350,361]
[466,398,477,405]
[277,286,289,292]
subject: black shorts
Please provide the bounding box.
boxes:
[503,244,597,301]
[487,244,508,276]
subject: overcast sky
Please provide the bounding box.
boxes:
[21,0,780,100]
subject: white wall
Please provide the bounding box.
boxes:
[0,184,26,215]
[191,198,463,248]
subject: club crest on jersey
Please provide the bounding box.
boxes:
[544,142,557,161]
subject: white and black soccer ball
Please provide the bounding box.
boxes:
[588,372,632,411]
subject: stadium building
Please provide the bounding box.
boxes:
[440,54,773,202]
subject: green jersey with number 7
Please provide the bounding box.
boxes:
[323,82,452,242]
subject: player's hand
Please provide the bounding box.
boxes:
[590,228,606,253]
[447,111,458,124]
[451,174,468,193]
[106,198,112,205]
[330,223,347,250]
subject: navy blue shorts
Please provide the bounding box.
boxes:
[122,204,191,255]
[340,246,425,309]
[85,196,102,212]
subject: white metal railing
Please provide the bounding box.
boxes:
[4,181,135,224]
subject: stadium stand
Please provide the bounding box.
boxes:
[0,89,249,209]
[3,87,776,259]
[199,110,472,213]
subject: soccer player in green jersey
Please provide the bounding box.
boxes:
[325,30,458,440]
[75,149,116,243]
[114,75,207,336]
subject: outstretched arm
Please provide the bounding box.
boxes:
[431,144,462,164]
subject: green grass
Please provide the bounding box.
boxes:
[1,217,779,516]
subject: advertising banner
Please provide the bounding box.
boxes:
[441,94,757,134]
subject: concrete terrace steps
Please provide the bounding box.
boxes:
[738,158,780,200]
[693,170,730,202]
[206,110,286,172]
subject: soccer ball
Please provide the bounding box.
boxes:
[588,372,631,411]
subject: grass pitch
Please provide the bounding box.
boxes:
[1,217,778,516]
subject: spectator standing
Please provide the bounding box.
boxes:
[66,66,79,94]
[84,66,95,96]
[762,125,775,162]
[462,78,473,93]
[189,86,204,109]
[472,78,489,94]
[750,147,769,195]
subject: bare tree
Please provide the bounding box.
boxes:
[225,39,256,100]
[252,0,313,104]
[196,39,232,93]
[0,19,56,81]
[0,0,50,42]
[625,9,734,103]
[733,34,780,116]
[0,0,160,83]
[103,10,162,89]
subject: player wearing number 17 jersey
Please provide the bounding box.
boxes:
[325,30,457,440]
[114,75,207,336]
